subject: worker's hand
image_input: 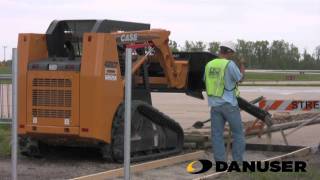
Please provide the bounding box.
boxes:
[240,63,245,74]
[238,57,245,65]
[239,64,245,82]
[232,55,245,67]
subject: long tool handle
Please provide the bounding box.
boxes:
[237,96,272,126]
[192,96,265,129]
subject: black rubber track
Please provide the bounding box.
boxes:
[110,100,184,162]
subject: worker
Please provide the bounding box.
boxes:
[204,41,245,163]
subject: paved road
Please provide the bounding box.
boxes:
[152,86,320,148]
[152,86,320,129]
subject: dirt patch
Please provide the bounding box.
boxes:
[0,147,198,180]
[0,148,288,180]
[121,150,287,180]
[242,112,320,128]
[0,146,122,180]
[271,112,320,124]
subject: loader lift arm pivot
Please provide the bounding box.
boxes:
[111,29,190,90]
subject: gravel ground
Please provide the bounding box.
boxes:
[126,147,320,180]
[124,150,284,180]
[0,147,122,180]
[0,147,301,180]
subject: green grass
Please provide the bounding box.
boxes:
[240,83,320,87]
[2,65,320,81]
[0,125,11,156]
[223,167,320,180]
[245,72,320,81]
[0,66,11,74]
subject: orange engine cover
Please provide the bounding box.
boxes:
[26,71,80,135]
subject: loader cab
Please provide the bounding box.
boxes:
[28,20,150,71]
[21,19,151,140]
[46,20,151,60]
[46,20,96,59]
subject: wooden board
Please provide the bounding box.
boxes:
[72,151,206,180]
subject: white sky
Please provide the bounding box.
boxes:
[0,0,319,60]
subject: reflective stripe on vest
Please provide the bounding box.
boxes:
[205,58,230,97]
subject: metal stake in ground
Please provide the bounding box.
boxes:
[124,48,133,180]
[11,48,18,180]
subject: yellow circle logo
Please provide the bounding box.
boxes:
[186,160,212,174]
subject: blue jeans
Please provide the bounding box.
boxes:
[210,103,245,162]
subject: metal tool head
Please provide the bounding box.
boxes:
[193,121,204,129]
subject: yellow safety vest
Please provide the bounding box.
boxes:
[205,58,240,97]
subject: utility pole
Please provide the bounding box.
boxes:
[3,46,7,62]
[124,47,132,180]
[12,48,18,180]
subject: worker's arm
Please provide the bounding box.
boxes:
[238,58,245,82]
[228,61,243,83]
[239,63,245,82]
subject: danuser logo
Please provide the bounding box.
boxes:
[186,160,212,174]
[186,160,307,174]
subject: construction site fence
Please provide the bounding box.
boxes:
[0,74,12,124]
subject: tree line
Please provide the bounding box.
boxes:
[169,40,320,70]
[1,40,319,70]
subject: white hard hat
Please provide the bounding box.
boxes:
[220,41,236,53]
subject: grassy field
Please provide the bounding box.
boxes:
[0,125,11,156]
[0,66,11,74]
[1,65,320,81]
[245,72,320,81]
[222,169,320,180]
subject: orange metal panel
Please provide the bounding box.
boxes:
[136,76,168,85]
[17,34,48,134]
[174,61,189,88]
[110,29,189,89]
[26,125,79,135]
[17,29,189,145]
[80,33,123,143]
[26,71,80,128]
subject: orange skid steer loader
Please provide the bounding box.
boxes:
[17,20,271,162]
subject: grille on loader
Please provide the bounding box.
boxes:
[31,78,72,119]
